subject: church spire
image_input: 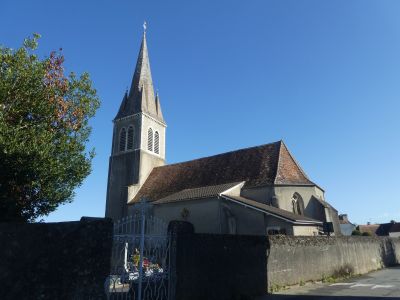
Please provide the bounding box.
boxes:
[115,23,164,123]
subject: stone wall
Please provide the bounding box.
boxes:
[169,221,268,300]
[169,221,400,298]
[0,217,113,300]
[267,235,400,288]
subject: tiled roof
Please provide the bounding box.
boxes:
[222,195,322,224]
[358,224,379,236]
[357,223,400,236]
[153,182,242,204]
[375,223,392,236]
[275,141,311,185]
[130,141,315,204]
[339,214,352,225]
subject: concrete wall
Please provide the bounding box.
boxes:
[267,235,400,288]
[106,150,141,221]
[155,197,320,236]
[153,198,221,234]
[292,225,319,236]
[155,197,298,236]
[240,185,342,235]
[0,217,113,300]
[274,186,325,220]
[221,198,267,235]
[241,185,275,205]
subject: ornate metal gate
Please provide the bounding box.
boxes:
[106,198,172,300]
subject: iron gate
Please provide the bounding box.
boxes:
[105,198,173,300]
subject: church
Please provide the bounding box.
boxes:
[105,28,341,236]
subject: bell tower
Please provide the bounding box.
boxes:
[105,25,166,221]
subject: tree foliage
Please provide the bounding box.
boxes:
[0,34,100,222]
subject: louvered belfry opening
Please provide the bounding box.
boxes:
[119,128,126,151]
[127,126,134,150]
[154,131,159,154]
[147,128,153,151]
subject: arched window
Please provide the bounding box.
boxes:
[127,126,134,150]
[147,128,153,151]
[119,128,126,152]
[154,131,159,154]
[291,193,304,215]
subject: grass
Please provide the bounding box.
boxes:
[322,264,355,283]
[269,264,358,294]
[269,283,285,293]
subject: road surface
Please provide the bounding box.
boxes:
[258,266,400,299]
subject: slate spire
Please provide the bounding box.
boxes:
[115,26,164,123]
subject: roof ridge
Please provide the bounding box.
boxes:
[282,141,310,180]
[173,181,243,192]
[154,141,281,170]
[277,140,314,184]
[273,140,283,184]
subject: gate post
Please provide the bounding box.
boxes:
[167,221,195,300]
[137,197,148,300]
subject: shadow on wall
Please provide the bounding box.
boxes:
[168,221,400,300]
[0,217,113,300]
[169,221,269,300]
[260,296,400,300]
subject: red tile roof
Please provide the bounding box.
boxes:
[130,140,315,204]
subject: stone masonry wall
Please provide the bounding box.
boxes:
[0,217,113,300]
[267,235,400,288]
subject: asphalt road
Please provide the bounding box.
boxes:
[258,266,400,300]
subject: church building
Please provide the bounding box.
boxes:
[105,28,341,236]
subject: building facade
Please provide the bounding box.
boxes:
[105,31,166,222]
[106,29,341,236]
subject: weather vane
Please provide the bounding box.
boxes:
[143,21,147,34]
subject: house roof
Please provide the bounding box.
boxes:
[358,222,400,236]
[389,223,400,233]
[129,140,316,204]
[358,224,379,235]
[221,195,322,225]
[153,182,242,204]
[375,223,393,236]
[339,219,352,225]
[339,214,353,225]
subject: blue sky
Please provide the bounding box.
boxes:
[1,0,399,225]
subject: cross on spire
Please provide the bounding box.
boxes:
[114,23,164,123]
[143,21,147,34]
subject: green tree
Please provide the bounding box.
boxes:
[351,230,362,236]
[0,34,100,222]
